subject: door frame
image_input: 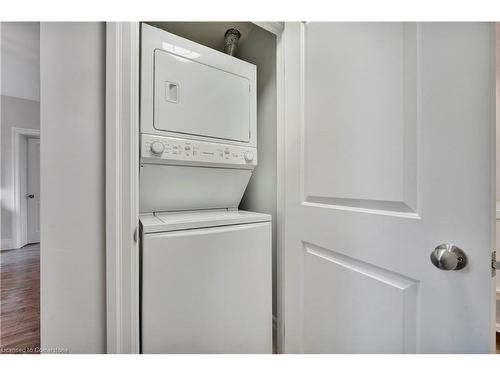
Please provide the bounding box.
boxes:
[105,21,285,354]
[253,21,286,354]
[11,127,40,250]
[105,22,141,354]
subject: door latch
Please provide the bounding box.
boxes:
[492,251,500,277]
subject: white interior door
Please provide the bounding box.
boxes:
[27,137,40,243]
[282,22,495,354]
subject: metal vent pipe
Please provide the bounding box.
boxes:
[224,28,241,56]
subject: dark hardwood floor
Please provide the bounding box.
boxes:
[0,243,40,354]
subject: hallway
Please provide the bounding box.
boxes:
[0,243,40,354]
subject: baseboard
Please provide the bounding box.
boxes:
[0,238,14,251]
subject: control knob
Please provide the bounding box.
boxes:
[244,151,254,162]
[150,141,165,155]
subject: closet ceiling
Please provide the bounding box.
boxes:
[146,22,255,54]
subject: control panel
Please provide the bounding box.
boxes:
[141,134,257,168]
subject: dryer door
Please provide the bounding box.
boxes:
[154,49,251,143]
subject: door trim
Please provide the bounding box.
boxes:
[274,25,286,354]
[105,22,140,354]
[253,22,284,36]
[10,127,40,250]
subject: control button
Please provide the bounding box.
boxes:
[150,141,165,155]
[244,151,254,162]
[224,149,230,155]
[185,145,191,151]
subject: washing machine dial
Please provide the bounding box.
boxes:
[244,151,254,162]
[150,141,165,155]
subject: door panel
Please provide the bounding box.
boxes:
[27,137,40,243]
[303,242,418,354]
[283,22,494,353]
[303,23,418,212]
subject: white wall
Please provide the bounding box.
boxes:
[1,22,40,250]
[238,26,278,316]
[1,22,40,101]
[40,22,106,353]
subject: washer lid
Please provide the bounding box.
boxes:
[140,209,271,234]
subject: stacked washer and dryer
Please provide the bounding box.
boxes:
[139,24,272,353]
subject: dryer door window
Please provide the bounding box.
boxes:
[154,49,251,143]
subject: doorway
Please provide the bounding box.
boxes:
[11,128,40,249]
[0,21,41,354]
[0,131,41,354]
[26,137,40,244]
[0,130,41,354]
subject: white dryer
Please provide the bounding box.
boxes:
[140,23,258,213]
[141,23,257,147]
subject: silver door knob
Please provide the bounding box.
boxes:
[430,244,467,271]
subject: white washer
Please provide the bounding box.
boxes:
[140,210,272,354]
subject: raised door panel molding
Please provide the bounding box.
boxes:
[301,23,421,217]
[303,241,419,353]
